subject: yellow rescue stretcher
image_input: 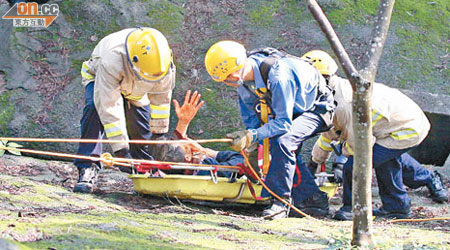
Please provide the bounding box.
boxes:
[130,174,338,204]
[131,82,341,205]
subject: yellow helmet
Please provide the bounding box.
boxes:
[301,50,338,76]
[204,40,247,82]
[126,28,172,82]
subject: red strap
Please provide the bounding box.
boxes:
[293,164,302,188]
[236,163,259,181]
[257,144,263,168]
[135,162,171,173]
[184,170,194,175]
[247,179,263,200]
[320,163,326,172]
[173,130,187,140]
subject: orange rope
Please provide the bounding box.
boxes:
[241,151,449,222]
[240,151,310,218]
[388,217,450,223]
[9,143,448,223]
[0,145,240,170]
[0,145,130,167]
[106,156,241,170]
[0,137,232,144]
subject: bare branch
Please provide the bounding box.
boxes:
[360,0,395,82]
[306,0,396,247]
[305,0,359,90]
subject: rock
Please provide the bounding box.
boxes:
[0,0,447,161]
[400,89,450,166]
[14,32,42,52]
[0,238,31,250]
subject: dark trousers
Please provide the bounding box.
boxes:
[338,153,432,190]
[199,151,245,178]
[74,82,153,169]
[401,153,432,189]
[262,112,325,205]
[342,144,420,211]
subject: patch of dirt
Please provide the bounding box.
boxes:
[1,227,51,243]
[0,71,6,94]
[0,154,449,232]
[24,31,73,126]
[217,233,248,244]
[218,222,242,231]
[0,181,35,195]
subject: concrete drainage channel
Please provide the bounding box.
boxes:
[401,89,450,167]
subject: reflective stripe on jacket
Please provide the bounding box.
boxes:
[80,28,175,152]
[312,76,430,164]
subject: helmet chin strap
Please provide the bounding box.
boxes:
[224,79,243,87]
[224,68,245,87]
[132,63,172,83]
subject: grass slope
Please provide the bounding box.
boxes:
[0,161,449,250]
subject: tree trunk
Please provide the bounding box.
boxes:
[306,0,395,247]
[352,0,395,246]
[350,79,373,246]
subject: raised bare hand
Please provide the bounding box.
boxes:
[173,90,205,124]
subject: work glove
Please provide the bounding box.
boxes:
[306,160,318,177]
[331,162,344,184]
[226,129,257,152]
[114,148,132,174]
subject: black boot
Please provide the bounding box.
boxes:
[262,197,291,220]
[427,170,448,203]
[373,206,412,219]
[73,164,100,193]
[291,191,329,218]
[333,205,352,221]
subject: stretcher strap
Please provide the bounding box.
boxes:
[292,164,301,188]
[247,179,263,200]
[240,150,310,218]
[236,163,260,181]
[135,162,172,173]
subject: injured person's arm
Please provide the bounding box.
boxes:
[173,90,218,159]
[173,90,204,138]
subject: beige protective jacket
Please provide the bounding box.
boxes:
[80,28,176,152]
[312,75,430,164]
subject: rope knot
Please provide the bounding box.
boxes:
[100,152,114,167]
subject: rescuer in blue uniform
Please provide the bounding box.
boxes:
[204,41,336,219]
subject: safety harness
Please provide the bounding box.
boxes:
[244,48,336,176]
[243,47,297,175]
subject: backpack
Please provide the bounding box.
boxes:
[247,47,302,85]
[246,47,335,131]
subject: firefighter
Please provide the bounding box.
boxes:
[74,28,175,193]
[204,41,336,219]
[309,145,448,205]
[302,50,448,220]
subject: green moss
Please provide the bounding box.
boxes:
[321,0,378,25]
[1,174,449,249]
[0,92,14,135]
[190,83,242,151]
[248,0,281,27]
[146,0,184,36]
[209,15,232,35]
[281,1,310,23]
[310,0,448,93]
[389,0,449,92]
[59,0,121,54]
[71,59,84,71]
